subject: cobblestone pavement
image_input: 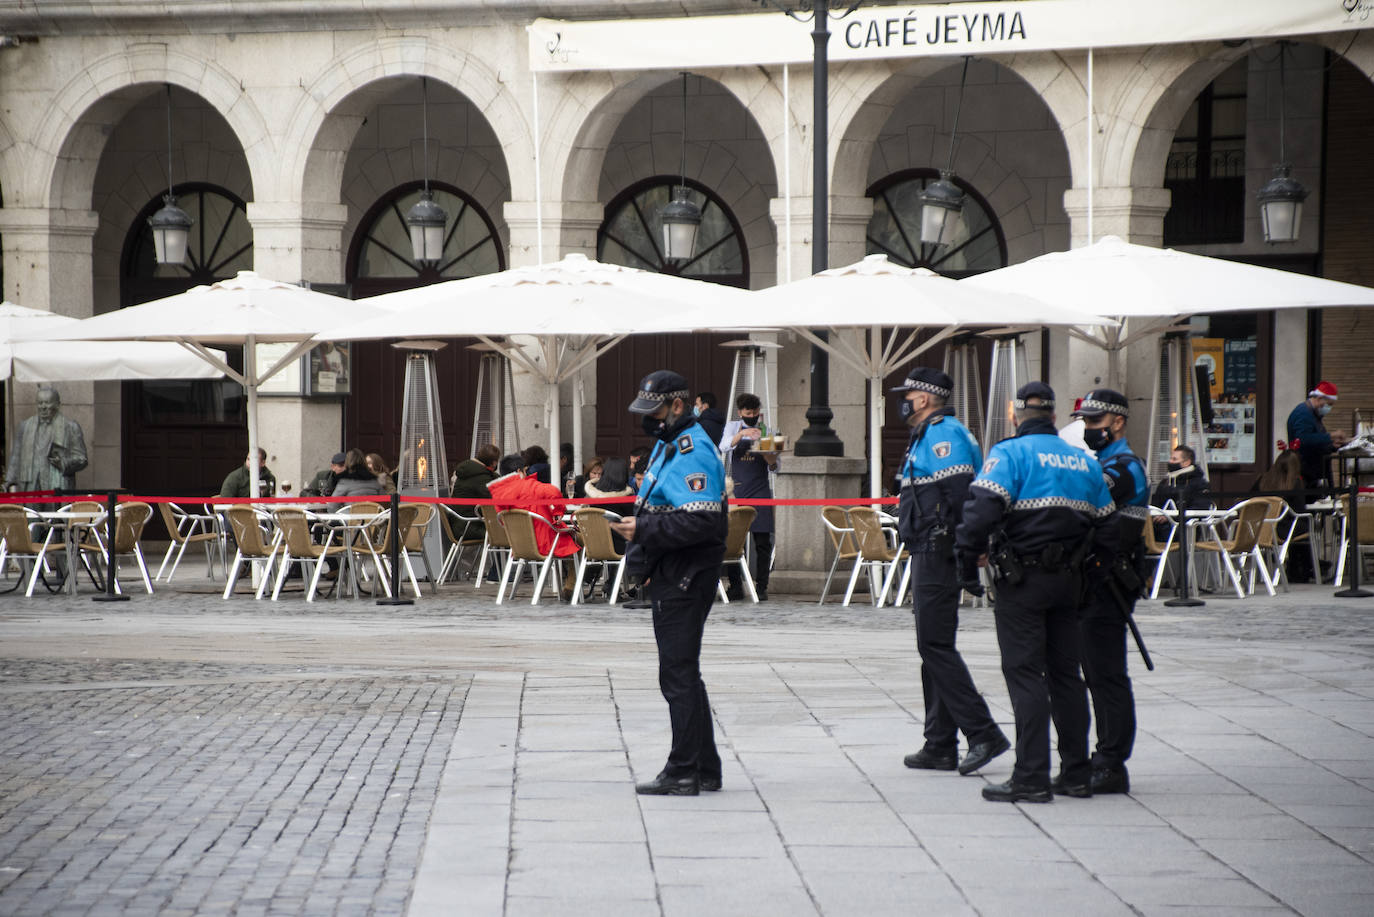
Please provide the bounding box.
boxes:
[2,577,1374,915]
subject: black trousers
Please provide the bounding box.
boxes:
[726,531,772,592]
[650,570,722,780]
[992,568,1090,788]
[912,552,999,751]
[1079,592,1136,770]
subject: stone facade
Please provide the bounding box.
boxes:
[0,2,1369,506]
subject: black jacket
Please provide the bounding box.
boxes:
[696,407,726,447]
[1151,466,1210,512]
[450,459,496,499]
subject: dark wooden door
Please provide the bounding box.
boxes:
[594,332,738,462]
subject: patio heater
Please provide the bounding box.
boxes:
[982,333,1029,447]
[468,342,521,456]
[941,333,984,447]
[723,339,780,435]
[396,340,449,581]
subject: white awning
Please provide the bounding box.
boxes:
[530,0,1372,72]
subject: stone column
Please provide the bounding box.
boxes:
[244,201,350,494]
[0,207,108,489]
[770,454,866,588]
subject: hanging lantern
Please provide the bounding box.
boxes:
[1257,164,1307,244]
[406,190,448,267]
[661,188,702,265]
[148,194,192,266]
[919,172,965,247]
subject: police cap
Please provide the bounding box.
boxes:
[627,369,691,414]
[1013,381,1055,410]
[889,366,953,399]
[1072,388,1130,418]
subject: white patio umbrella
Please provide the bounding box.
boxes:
[326,253,749,471]
[963,235,1374,380]
[1,301,225,457]
[963,235,1374,471]
[22,272,382,498]
[702,254,1116,496]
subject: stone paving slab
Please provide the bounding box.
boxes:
[2,579,1374,914]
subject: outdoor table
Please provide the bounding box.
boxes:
[303,509,391,601]
[33,507,107,595]
[1158,505,1235,598]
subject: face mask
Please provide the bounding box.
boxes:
[1166,461,1183,473]
[899,399,916,422]
[641,414,666,439]
[741,416,759,427]
[693,405,702,417]
[1083,426,1113,452]
[1318,404,1332,417]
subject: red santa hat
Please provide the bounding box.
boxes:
[1309,381,1338,400]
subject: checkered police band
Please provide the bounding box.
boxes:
[896,378,952,399]
[1078,398,1128,417]
[634,388,690,405]
[1012,397,1055,410]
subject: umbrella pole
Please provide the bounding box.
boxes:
[5,379,13,468]
[870,372,883,499]
[245,334,260,502]
[572,374,584,488]
[547,377,560,483]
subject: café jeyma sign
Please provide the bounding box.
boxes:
[530,0,1374,72]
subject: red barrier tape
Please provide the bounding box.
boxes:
[0,492,899,508]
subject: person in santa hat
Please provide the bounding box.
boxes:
[1285,381,1348,582]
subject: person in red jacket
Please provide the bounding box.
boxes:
[488,450,580,598]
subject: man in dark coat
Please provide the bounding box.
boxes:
[694,391,726,447]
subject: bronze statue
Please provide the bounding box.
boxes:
[5,386,88,493]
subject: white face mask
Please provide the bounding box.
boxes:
[1318,403,1333,417]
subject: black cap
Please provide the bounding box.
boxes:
[1013,381,1055,410]
[330,452,347,465]
[628,369,691,414]
[889,366,953,398]
[1072,388,1130,418]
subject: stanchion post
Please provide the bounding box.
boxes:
[1164,501,1203,607]
[377,491,414,606]
[92,490,129,603]
[1335,481,1372,598]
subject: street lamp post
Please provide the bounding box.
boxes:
[758,0,860,457]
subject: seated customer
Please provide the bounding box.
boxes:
[522,445,552,485]
[449,443,500,539]
[332,448,387,499]
[488,451,580,599]
[220,447,276,498]
[303,452,346,498]
[366,452,396,493]
[572,456,605,499]
[585,456,633,554]
[627,445,650,493]
[1150,444,1210,541]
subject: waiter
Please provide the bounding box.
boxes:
[720,392,776,601]
[1073,388,1149,795]
[612,370,728,796]
[955,382,1118,803]
[891,367,1009,776]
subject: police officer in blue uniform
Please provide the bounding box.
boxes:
[613,370,729,796]
[892,367,1010,775]
[955,382,1118,803]
[1073,388,1149,795]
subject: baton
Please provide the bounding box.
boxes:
[1105,578,1155,671]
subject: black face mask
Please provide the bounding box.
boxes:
[1083,426,1114,452]
[1166,461,1183,473]
[899,399,916,423]
[741,416,760,427]
[641,414,666,439]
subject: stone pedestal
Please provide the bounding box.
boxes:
[772,454,866,575]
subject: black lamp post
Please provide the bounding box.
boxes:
[148,84,192,266]
[756,0,861,457]
[919,57,971,247]
[1257,42,1307,244]
[660,72,702,265]
[406,77,449,267]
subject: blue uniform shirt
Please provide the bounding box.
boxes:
[1095,436,1150,545]
[631,417,728,593]
[897,409,982,551]
[956,416,1117,560]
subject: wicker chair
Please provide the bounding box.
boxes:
[1194,498,1276,598]
[818,506,859,605]
[0,505,55,596]
[78,501,155,594]
[437,504,485,584]
[475,504,512,589]
[843,506,907,607]
[496,508,574,605]
[571,507,626,605]
[156,501,222,582]
[717,505,758,604]
[222,506,279,599]
[269,508,350,600]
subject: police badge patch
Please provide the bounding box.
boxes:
[685,472,707,492]
[933,441,951,459]
[983,456,1000,473]
[677,434,694,453]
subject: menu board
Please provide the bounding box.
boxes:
[1185,395,1256,465]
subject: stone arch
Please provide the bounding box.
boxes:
[19,45,270,211]
[1127,33,1374,192]
[549,68,784,206]
[834,55,1073,262]
[287,37,528,208]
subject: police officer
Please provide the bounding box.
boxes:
[612,370,728,796]
[1073,388,1149,795]
[955,382,1118,803]
[892,367,1010,775]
